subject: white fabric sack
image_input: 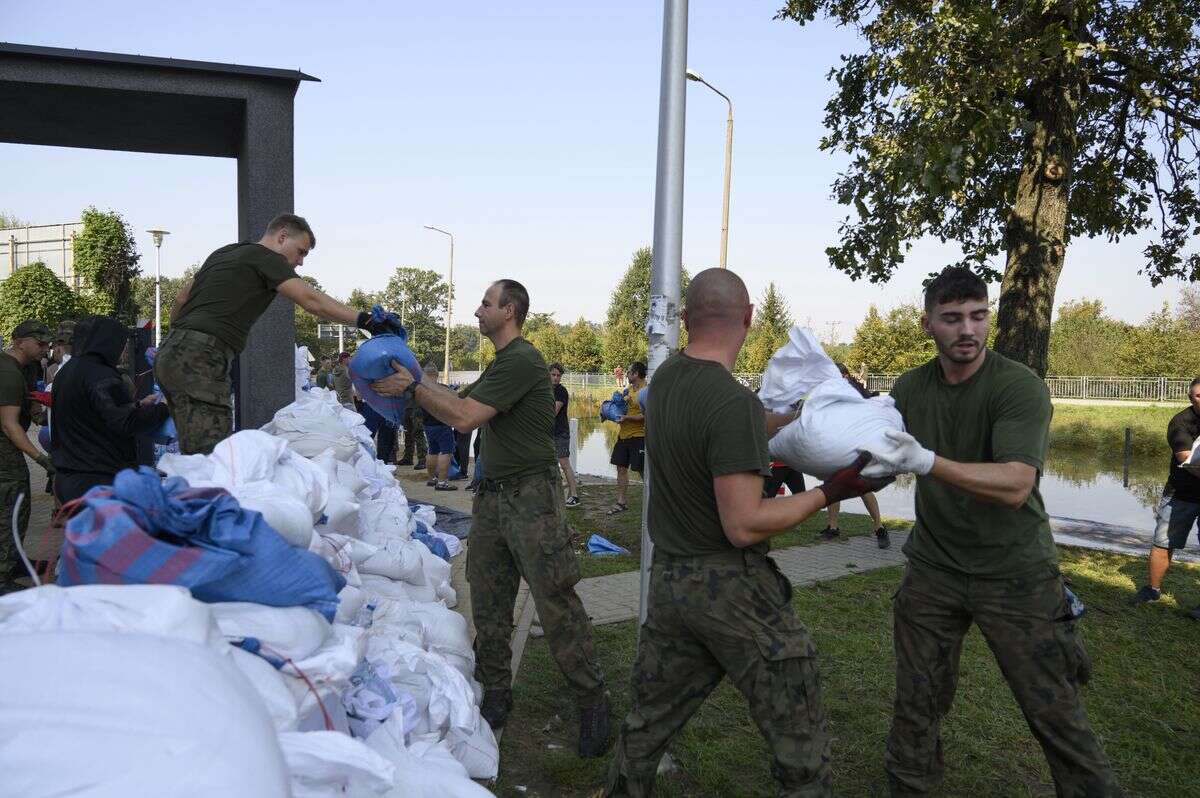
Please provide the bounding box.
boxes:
[289,680,353,734]
[0,631,289,798]
[768,377,904,479]
[358,493,415,547]
[365,636,477,735]
[210,602,332,662]
[231,481,315,547]
[360,574,438,604]
[757,326,844,412]
[321,483,362,534]
[278,731,396,798]
[266,406,361,461]
[155,452,217,487]
[0,584,222,647]
[411,504,437,529]
[360,541,425,585]
[365,720,495,798]
[336,585,369,625]
[229,645,301,732]
[424,528,463,558]
[354,452,397,499]
[209,429,290,485]
[284,623,368,686]
[272,450,331,520]
[442,716,499,780]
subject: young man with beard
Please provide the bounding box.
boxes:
[870,267,1120,796]
[371,279,609,757]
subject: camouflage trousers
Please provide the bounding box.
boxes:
[0,470,31,587]
[155,328,235,456]
[607,548,832,797]
[886,560,1120,797]
[468,468,605,706]
[401,405,427,461]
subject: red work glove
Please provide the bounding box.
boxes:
[817,452,894,508]
[30,390,52,408]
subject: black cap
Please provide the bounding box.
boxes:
[11,320,52,343]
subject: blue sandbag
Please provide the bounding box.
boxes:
[412,521,450,561]
[599,390,627,423]
[37,425,50,452]
[58,467,346,620]
[148,415,176,445]
[587,533,631,556]
[349,329,423,426]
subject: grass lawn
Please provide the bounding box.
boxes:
[494,547,1200,797]
[1049,403,1179,458]
[566,483,910,579]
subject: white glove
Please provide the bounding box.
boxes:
[873,429,935,476]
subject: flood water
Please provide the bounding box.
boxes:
[568,398,1167,536]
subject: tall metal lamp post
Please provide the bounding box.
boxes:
[145,228,170,346]
[423,225,454,376]
[685,68,732,268]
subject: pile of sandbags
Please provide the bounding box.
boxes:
[760,326,903,479]
[24,386,496,795]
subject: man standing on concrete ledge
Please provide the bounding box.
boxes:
[371,278,610,757]
[156,213,401,454]
[606,269,888,797]
[870,267,1120,796]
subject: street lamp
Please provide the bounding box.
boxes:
[145,229,170,346]
[686,68,733,269]
[423,224,454,376]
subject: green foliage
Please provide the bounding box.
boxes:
[1115,303,1200,378]
[448,323,484,370]
[736,282,792,373]
[848,303,936,373]
[1047,300,1130,375]
[378,267,450,366]
[130,265,198,336]
[292,275,330,358]
[0,211,27,229]
[0,262,82,339]
[605,247,690,338]
[525,313,568,367]
[562,318,604,372]
[603,316,646,372]
[73,207,141,323]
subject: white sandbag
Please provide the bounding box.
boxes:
[404,603,473,660]
[289,680,353,734]
[210,429,290,485]
[284,622,368,686]
[360,574,438,604]
[278,731,396,798]
[336,585,369,625]
[231,481,316,547]
[365,636,477,735]
[366,720,495,798]
[425,527,463,558]
[211,602,332,662]
[360,541,425,585]
[757,326,844,412]
[229,646,301,732]
[322,483,361,534]
[768,376,903,479]
[156,452,217,487]
[272,450,331,519]
[354,452,397,499]
[436,581,458,609]
[266,406,361,461]
[0,631,289,798]
[358,493,415,547]
[411,503,437,529]
[442,716,499,780]
[0,584,222,647]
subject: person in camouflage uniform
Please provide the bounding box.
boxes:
[370,278,610,757]
[398,401,427,467]
[870,268,1120,796]
[155,213,401,454]
[606,269,887,797]
[0,321,53,594]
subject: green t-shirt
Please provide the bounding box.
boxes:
[890,350,1056,576]
[174,243,299,352]
[646,351,771,557]
[0,352,31,479]
[466,337,557,480]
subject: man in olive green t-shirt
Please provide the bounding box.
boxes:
[371,278,608,757]
[606,269,887,797]
[871,268,1119,796]
[155,213,400,454]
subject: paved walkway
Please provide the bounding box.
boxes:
[532,531,911,632]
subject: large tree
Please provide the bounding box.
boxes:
[562,318,604,372]
[73,207,142,324]
[778,1,1200,376]
[0,263,82,339]
[736,282,792,373]
[605,247,692,342]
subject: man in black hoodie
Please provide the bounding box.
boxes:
[50,316,170,504]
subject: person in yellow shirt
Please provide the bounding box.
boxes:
[608,361,646,515]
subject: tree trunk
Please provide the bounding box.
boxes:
[994,34,1082,377]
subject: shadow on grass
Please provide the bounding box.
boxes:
[496,547,1200,797]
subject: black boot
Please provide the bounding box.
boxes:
[480,688,513,730]
[577,695,611,758]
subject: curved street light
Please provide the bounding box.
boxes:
[686,68,733,268]
[423,224,454,376]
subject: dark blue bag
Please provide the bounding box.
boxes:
[599,390,627,423]
[349,329,423,426]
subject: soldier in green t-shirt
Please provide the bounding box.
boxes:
[0,321,53,594]
[870,268,1119,796]
[605,269,888,797]
[154,213,401,455]
[370,278,609,757]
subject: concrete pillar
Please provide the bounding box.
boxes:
[235,84,298,430]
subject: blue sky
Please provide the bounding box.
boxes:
[2,1,1189,341]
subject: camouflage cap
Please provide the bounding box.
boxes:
[11,320,51,342]
[55,319,76,343]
